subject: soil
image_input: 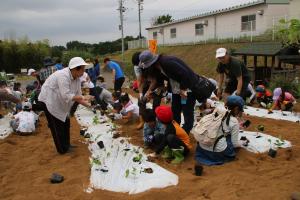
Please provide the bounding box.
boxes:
[1,89,300,199]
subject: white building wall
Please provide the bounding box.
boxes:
[288,0,300,19]
[147,3,290,45]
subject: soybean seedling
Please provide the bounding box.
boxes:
[93,115,100,125]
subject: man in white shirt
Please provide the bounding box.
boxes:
[38,57,91,154]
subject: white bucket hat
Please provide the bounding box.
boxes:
[68,57,89,69]
[216,48,227,58]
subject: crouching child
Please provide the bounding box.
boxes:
[149,105,191,164]
[142,109,166,148]
[114,93,139,122]
[10,102,38,135]
[193,95,246,166]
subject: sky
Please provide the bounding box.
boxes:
[0,0,253,46]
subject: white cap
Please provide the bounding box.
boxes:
[216,48,227,58]
[27,68,36,76]
[68,57,89,69]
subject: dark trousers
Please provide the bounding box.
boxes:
[39,101,70,154]
[225,80,250,100]
[171,93,196,133]
[154,134,189,155]
[114,77,125,91]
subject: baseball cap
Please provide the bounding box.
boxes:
[216,48,227,58]
[27,68,36,76]
[226,95,245,112]
[22,101,32,110]
[68,57,89,69]
[273,87,282,101]
[138,50,159,69]
[155,105,173,124]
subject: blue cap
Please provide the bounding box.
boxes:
[226,95,245,111]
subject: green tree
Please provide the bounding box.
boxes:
[152,14,173,25]
[276,18,300,48]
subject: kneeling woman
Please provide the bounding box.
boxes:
[195,95,245,166]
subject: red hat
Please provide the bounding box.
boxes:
[155,105,173,123]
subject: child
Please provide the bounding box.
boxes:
[149,105,191,164]
[111,91,122,113]
[97,75,107,89]
[256,85,272,108]
[142,109,165,147]
[268,87,296,113]
[195,95,246,166]
[10,102,38,135]
[118,93,139,121]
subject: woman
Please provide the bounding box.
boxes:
[195,95,246,166]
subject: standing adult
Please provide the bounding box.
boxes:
[215,48,250,101]
[39,57,57,85]
[38,57,92,154]
[132,52,163,129]
[104,58,125,91]
[139,50,215,134]
[55,58,63,70]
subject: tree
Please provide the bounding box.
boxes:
[276,18,300,49]
[152,14,173,26]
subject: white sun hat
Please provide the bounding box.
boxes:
[68,57,89,69]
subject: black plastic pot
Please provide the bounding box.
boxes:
[194,164,203,176]
[97,141,104,149]
[80,129,86,136]
[268,148,277,158]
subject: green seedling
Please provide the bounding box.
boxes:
[92,158,101,165]
[93,116,100,125]
[107,152,111,157]
[133,153,143,162]
[125,169,130,178]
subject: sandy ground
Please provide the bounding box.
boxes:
[1,104,300,200]
[1,77,300,199]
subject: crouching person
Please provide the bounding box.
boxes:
[142,109,166,148]
[194,95,246,166]
[10,102,38,135]
[114,93,139,122]
[149,105,191,164]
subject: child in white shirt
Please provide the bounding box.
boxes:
[118,93,139,121]
[10,102,38,135]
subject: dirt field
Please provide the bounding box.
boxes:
[1,103,300,200]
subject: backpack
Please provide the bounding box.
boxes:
[191,106,229,151]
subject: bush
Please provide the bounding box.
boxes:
[270,77,300,98]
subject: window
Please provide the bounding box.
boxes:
[153,31,157,39]
[241,14,256,31]
[195,24,204,36]
[170,28,176,38]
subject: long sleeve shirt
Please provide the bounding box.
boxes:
[38,68,81,122]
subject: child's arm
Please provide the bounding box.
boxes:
[122,111,133,120]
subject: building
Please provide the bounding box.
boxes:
[146,0,297,45]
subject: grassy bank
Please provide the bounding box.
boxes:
[108,43,243,80]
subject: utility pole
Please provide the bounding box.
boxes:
[118,0,125,61]
[137,0,143,39]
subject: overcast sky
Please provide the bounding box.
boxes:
[0,0,252,46]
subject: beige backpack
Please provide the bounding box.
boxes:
[191,107,228,150]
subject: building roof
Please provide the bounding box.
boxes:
[232,43,282,56]
[146,0,289,30]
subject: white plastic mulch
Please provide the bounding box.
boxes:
[0,113,13,139]
[243,106,300,123]
[239,131,291,153]
[75,106,178,194]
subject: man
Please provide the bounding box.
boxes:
[39,57,57,85]
[139,50,215,134]
[38,57,92,154]
[216,48,250,101]
[103,58,125,91]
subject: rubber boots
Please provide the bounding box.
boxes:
[161,146,173,159]
[136,115,144,130]
[171,147,184,164]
